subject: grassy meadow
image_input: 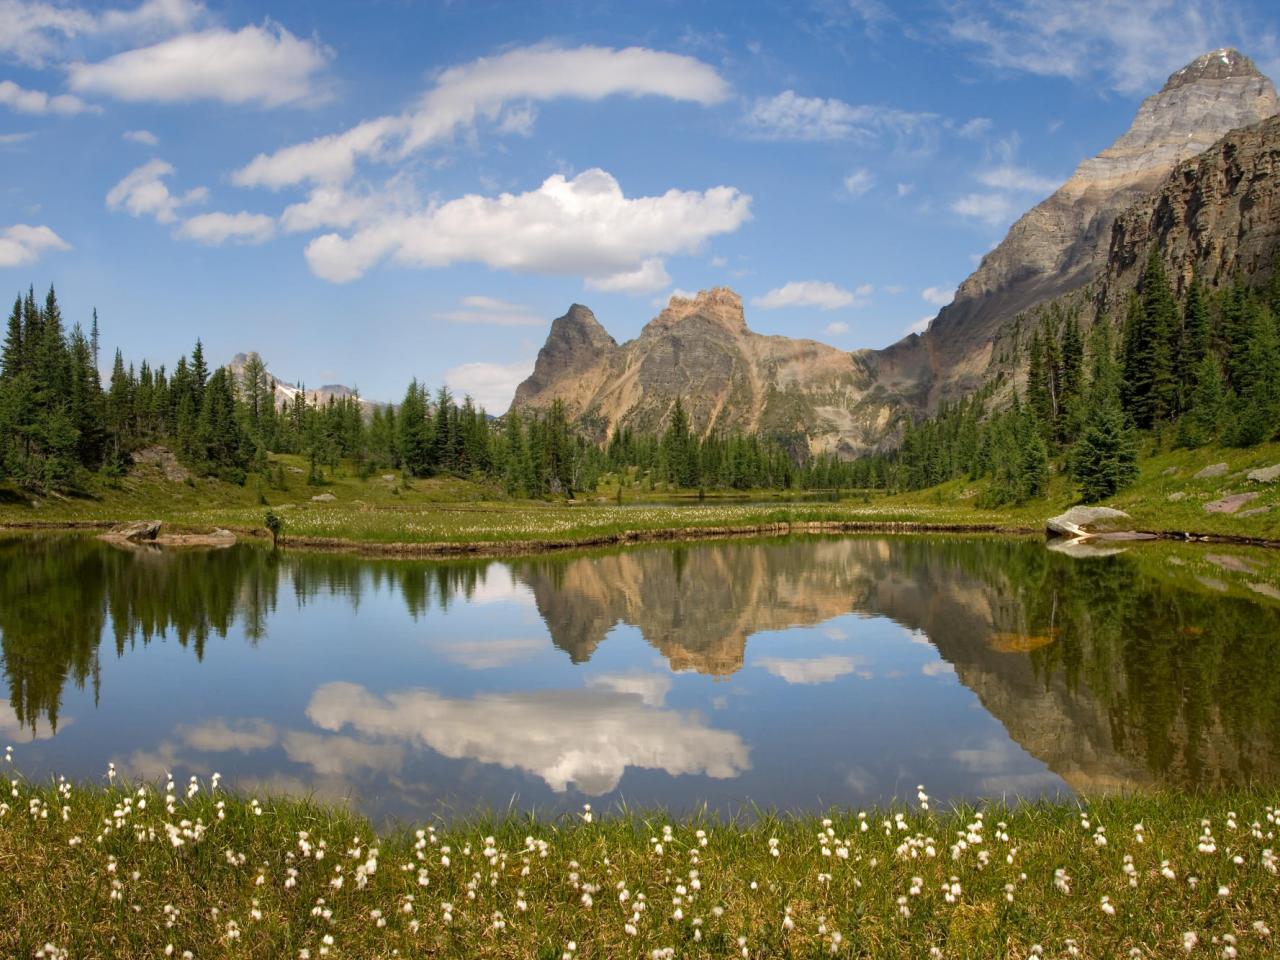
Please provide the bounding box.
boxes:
[2,441,1279,553]
[1,761,1277,959]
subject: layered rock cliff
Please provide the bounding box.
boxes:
[513,288,897,456]
[873,48,1278,406]
[1102,113,1280,301]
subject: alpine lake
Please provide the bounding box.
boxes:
[3,531,1279,824]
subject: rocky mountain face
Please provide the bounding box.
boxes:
[1102,113,1280,303]
[513,289,895,457]
[514,49,1279,452]
[870,48,1278,407]
[227,352,373,410]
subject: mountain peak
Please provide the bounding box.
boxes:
[1162,48,1263,92]
[647,287,746,335]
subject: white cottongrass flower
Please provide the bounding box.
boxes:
[1183,931,1199,952]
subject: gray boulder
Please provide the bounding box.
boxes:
[310,493,337,503]
[1194,462,1229,479]
[105,520,162,542]
[1246,463,1280,483]
[1046,506,1131,538]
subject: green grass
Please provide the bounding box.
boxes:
[2,442,1279,552]
[2,765,1277,959]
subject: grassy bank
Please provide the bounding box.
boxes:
[1,767,1277,959]
[1,442,1279,553]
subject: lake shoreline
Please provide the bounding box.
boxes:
[6,514,1280,558]
[4,779,1277,958]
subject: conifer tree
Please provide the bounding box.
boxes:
[1073,322,1138,502]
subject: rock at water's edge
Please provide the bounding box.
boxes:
[1046,506,1131,538]
[102,520,162,542]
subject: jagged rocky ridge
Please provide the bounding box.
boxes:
[513,289,888,457]
[514,49,1280,454]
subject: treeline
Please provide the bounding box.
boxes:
[0,284,890,498]
[893,251,1280,504]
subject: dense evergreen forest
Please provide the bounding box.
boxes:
[5,255,1276,504]
[892,252,1280,504]
[0,286,865,498]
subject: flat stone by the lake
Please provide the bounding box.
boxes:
[1195,462,1229,479]
[1204,492,1261,514]
[1247,463,1280,483]
[1046,505,1131,538]
[1091,531,1159,541]
[1238,506,1271,518]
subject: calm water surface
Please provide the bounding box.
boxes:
[2,533,1279,821]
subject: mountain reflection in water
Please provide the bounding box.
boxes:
[2,534,1278,820]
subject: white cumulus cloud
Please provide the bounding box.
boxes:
[445,358,536,414]
[753,280,871,311]
[302,168,751,286]
[105,159,206,224]
[0,223,70,267]
[234,44,728,189]
[584,258,671,295]
[0,79,93,114]
[68,22,331,107]
[122,128,158,145]
[177,210,276,245]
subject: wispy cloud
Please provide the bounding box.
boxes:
[921,285,955,307]
[843,168,875,197]
[744,90,938,154]
[234,44,729,189]
[435,296,545,328]
[945,0,1276,95]
[753,280,871,311]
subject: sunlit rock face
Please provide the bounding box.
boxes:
[880,48,1279,407]
[511,288,900,458]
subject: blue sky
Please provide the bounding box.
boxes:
[2,0,1277,410]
